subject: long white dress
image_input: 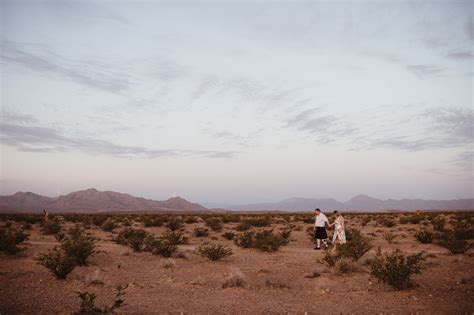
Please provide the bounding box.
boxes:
[332,215,346,244]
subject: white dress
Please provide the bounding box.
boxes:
[332,215,346,244]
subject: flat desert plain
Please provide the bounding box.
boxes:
[1,212,473,314]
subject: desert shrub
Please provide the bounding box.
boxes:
[279,228,292,244]
[322,250,338,267]
[452,220,473,240]
[165,217,184,231]
[161,230,189,245]
[91,215,108,228]
[431,216,446,232]
[414,229,433,243]
[184,216,198,224]
[237,217,271,231]
[76,285,126,314]
[0,226,28,255]
[38,246,77,279]
[116,228,148,252]
[194,227,209,237]
[383,232,397,244]
[222,214,241,223]
[378,217,396,228]
[143,235,177,257]
[361,217,371,226]
[436,230,471,254]
[399,216,410,225]
[205,217,223,232]
[100,218,117,232]
[306,226,316,243]
[143,215,164,227]
[408,215,423,225]
[336,229,372,261]
[299,215,314,224]
[41,217,62,235]
[61,225,96,266]
[197,243,233,261]
[370,248,425,290]
[222,231,235,240]
[234,231,255,248]
[22,222,32,230]
[252,230,288,252]
[236,229,287,250]
[335,258,358,275]
[222,270,246,288]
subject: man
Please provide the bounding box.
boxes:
[313,208,329,250]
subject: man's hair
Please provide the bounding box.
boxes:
[333,210,339,214]
[315,208,321,212]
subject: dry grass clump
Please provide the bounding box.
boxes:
[222,269,247,288]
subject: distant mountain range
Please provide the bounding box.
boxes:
[205,195,474,211]
[1,189,473,213]
[0,188,208,213]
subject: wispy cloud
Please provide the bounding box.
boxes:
[445,50,473,60]
[1,41,132,93]
[0,119,238,159]
[285,108,358,144]
[406,64,443,79]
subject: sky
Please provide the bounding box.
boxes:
[0,0,473,205]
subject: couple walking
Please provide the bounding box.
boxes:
[313,208,346,251]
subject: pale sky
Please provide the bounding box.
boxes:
[1,0,473,204]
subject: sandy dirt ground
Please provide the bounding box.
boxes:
[1,213,473,314]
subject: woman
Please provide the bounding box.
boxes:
[329,210,346,253]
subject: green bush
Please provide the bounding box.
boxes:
[184,216,198,224]
[161,230,189,245]
[38,246,77,279]
[197,243,233,261]
[370,248,425,290]
[143,215,164,227]
[205,217,223,232]
[41,217,62,235]
[237,217,271,231]
[234,229,287,252]
[222,231,235,240]
[76,285,126,314]
[61,225,96,266]
[143,235,177,257]
[414,229,433,243]
[165,218,184,231]
[431,216,446,231]
[436,230,471,254]
[100,218,117,232]
[194,227,209,237]
[383,232,397,244]
[336,229,372,261]
[234,231,255,248]
[116,228,148,252]
[0,226,28,255]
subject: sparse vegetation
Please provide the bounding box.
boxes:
[38,246,77,279]
[116,227,148,252]
[76,284,127,314]
[414,229,434,244]
[383,232,397,244]
[205,217,223,231]
[370,247,425,290]
[41,217,62,235]
[197,243,233,261]
[0,225,28,255]
[222,231,235,240]
[194,227,209,237]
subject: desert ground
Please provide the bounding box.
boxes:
[1,211,473,314]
